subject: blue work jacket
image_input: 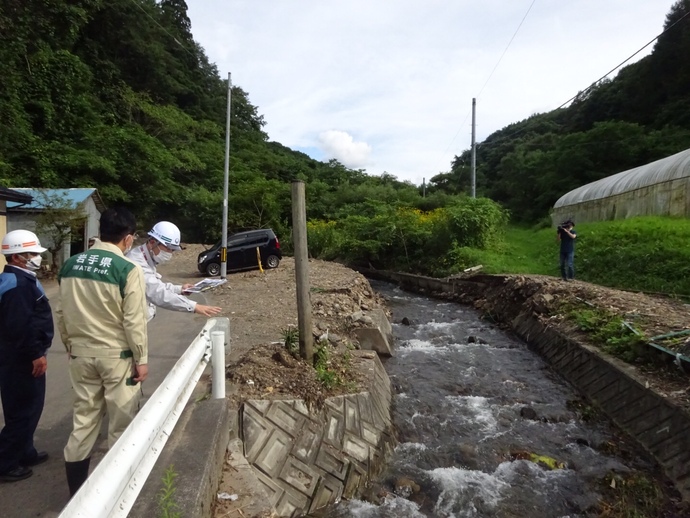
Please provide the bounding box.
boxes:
[0,265,53,361]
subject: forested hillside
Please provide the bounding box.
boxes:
[0,0,421,242]
[432,0,690,223]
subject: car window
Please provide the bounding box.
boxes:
[245,233,268,247]
[228,235,248,247]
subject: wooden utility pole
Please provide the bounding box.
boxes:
[291,180,313,363]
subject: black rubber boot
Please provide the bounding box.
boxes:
[65,458,91,496]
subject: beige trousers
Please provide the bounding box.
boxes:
[64,356,141,462]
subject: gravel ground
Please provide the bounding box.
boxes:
[158,244,388,405]
[159,243,386,353]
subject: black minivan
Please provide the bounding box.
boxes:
[197,229,282,276]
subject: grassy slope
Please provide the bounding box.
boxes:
[474,217,690,296]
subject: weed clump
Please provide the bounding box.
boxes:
[565,304,648,363]
[281,326,299,358]
[158,465,181,518]
[598,472,669,518]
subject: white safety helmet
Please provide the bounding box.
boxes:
[147,221,181,251]
[1,229,47,255]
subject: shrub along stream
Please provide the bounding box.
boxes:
[310,212,690,298]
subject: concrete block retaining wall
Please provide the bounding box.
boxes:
[513,314,690,498]
[363,269,690,501]
[240,352,396,516]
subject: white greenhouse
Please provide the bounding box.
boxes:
[552,147,690,226]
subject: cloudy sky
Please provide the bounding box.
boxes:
[185,0,675,185]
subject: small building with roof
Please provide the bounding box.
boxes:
[7,188,106,268]
[552,147,690,226]
[0,187,34,268]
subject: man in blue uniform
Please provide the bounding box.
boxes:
[0,230,53,482]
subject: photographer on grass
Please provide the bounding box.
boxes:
[557,220,577,281]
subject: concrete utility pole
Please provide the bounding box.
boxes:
[471,97,477,198]
[220,72,232,278]
[291,180,313,363]
[422,177,426,198]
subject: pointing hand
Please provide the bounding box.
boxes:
[194,304,223,317]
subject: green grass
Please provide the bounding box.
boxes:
[462,217,690,296]
[564,303,648,363]
[314,340,343,388]
[576,217,690,295]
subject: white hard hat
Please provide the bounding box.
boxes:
[2,229,47,255]
[148,221,181,251]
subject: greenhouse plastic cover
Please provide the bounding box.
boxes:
[554,147,690,208]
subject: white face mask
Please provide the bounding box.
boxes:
[23,254,42,271]
[124,235,134,255]
[155,250,173,264]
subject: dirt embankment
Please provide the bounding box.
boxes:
[159,244,389,406]
[429,273,690,410]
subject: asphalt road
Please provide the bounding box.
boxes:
[0,280,213,517]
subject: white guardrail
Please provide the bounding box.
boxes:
[58,317,229,518]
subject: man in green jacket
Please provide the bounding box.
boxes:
[57,207,148,496]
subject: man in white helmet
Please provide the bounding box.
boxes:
[0,230,53,483]
[127,221,222,321]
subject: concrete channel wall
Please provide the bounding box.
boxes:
[239,352,396,516]
[364,269,690,502]
[133,316,395,517]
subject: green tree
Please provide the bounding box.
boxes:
[33,190,88,270]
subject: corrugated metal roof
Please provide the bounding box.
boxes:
[0,187,32,203]
[553,147,690,208]
[7,188,105,211]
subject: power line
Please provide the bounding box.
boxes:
[481,7,690,149]
[555,8,690,110]
[126,0,199,59]
[432,110,471,176]
[432,0,538,177]
[476,0,538,101]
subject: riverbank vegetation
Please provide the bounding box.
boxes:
[306,196,508,275]
[306,213,690,297]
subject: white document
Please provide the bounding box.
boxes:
[185,278,228,293]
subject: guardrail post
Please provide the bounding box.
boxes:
[211,330,226,399]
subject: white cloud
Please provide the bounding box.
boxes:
[318,130,372,169]
[186,0,674,185]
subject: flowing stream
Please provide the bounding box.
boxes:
[325,282,655,518]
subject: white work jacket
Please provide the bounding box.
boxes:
[127,244,196,321]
